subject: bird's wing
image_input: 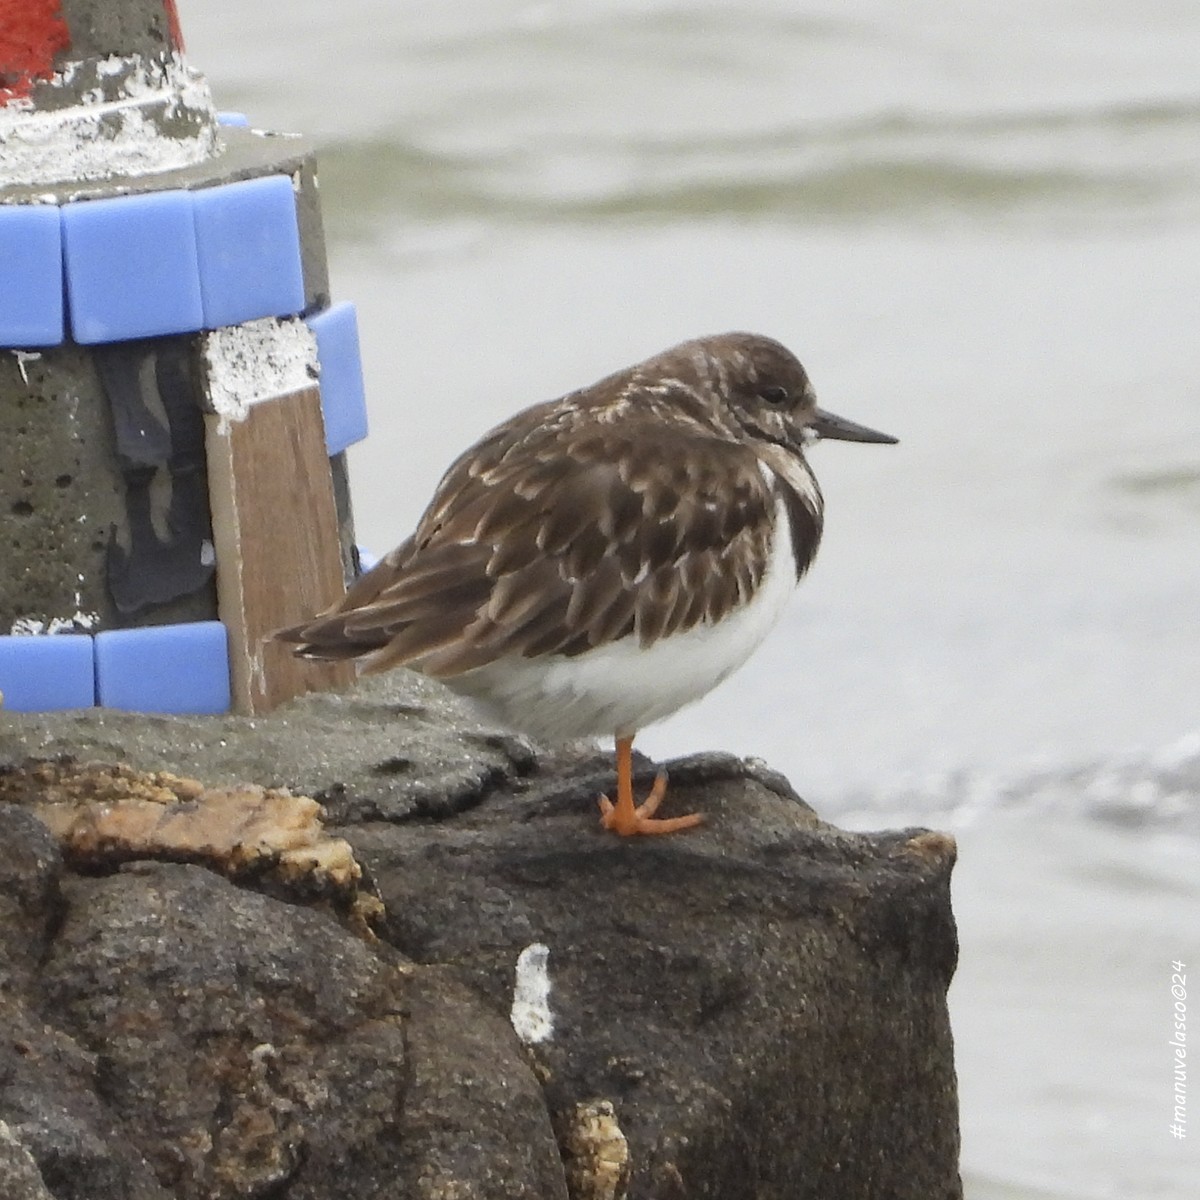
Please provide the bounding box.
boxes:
[280,410,779,678]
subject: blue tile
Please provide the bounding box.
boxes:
[216,111,250,127]
[193,175,305,329]
[95,621,231,714]
[62,190,203,343]
[0,635,95,711]
[0,204,64,347]
[307,302,369,454]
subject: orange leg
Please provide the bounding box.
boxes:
[597,735,704,836]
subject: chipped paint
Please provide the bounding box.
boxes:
[163,0,185,52]
[13,350,42,385]
[511,942,554,1044]
[0,52,217,186]
[9,611,97,636]
[201,318,319,434]
[0,2,71,104]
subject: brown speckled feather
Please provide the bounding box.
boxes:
[276,331,899,801]
[286,392,780,678]
[271,330,898,699]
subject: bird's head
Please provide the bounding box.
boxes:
[713,333,897,454]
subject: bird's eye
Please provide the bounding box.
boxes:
[760,386,789,405]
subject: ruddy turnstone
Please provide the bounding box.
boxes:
[278,333,896,835]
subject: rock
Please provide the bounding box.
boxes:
[43,862,401,1197]
[400,968,570,1200]
[33,862,567,1199]
[0,805,62,984]
[348,758,961,1200]
[0,1120,56,1200]
[0,673,963,1198]
[0,993,174,1200]
[558,1100,630,1200]
[0,809,172,1200]
[2,759,382,933]
[0,673,536,824]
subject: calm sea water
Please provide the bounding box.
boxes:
[189,3,1199,1195]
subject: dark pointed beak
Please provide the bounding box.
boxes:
[810,407,898,444]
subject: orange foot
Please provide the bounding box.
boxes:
[597,735,705,837]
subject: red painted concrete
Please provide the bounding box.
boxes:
[0,0,71,104]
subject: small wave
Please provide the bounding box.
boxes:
[316,85,1200,234]
[832,730,1200,836]
[1109,464,1200,506]
[317,133,1197,234]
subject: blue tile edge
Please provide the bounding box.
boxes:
[0,633,95,710]
[0,203,66,347]
[307,301,370,455]
[95,621,232,714]
[9,175,309,346]
[0,623,234,715]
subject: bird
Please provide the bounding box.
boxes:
[276,333,897,836]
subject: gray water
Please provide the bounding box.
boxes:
[188,3,1199,1194]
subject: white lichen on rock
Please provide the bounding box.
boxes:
[510,942,554,1044]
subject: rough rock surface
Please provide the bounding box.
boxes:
[0,673,536,824]
[0,1118,56,1200]
[0,672,962,1199]
[2,760,382,933]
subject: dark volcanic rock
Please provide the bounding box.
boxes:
[0,805,62,984]
[0,674,962,1199]
[0,1120,55,1200]
[349,761,961,1200]
[38,864,407,1197]
[400,969,569,1200]
[31,863,564,1200]
[0,808,172,1200]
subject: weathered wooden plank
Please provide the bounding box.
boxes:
[205,388,355,714]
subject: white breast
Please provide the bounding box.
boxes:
[447,494,798,741]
